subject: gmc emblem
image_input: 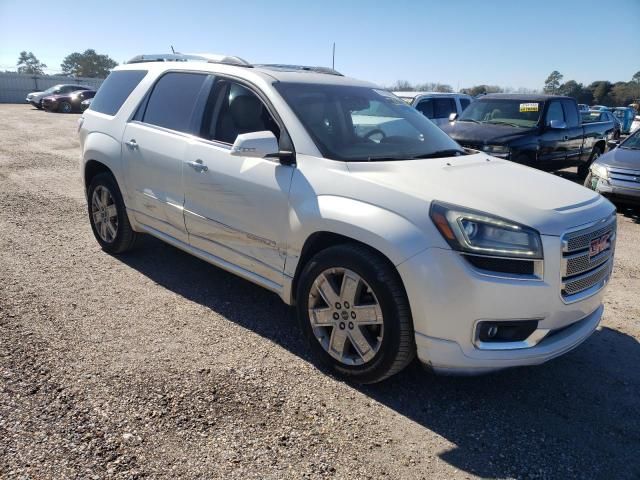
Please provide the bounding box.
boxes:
[589,233,610,259]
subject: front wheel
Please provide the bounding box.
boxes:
[578,146,602,179]
[59,101,72,113]
[296,244,415,384]
[87,172,138,254]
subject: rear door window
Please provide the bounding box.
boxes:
[433,98,457,119]
[142,72,208,133]
[90,70,147,116]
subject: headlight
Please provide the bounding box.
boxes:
[430,201,543,259]
[482,145,510,157]
[591,163,608,179]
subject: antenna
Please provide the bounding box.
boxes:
[171,45,176,54]
[332,42,336,70]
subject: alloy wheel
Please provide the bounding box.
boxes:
[91,185,118,243]
[308,268,384,366]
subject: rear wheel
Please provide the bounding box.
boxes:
[87,173,138,254]
[296,244,415,384]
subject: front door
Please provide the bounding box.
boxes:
[183,79,294,287]
[538,100,571,168]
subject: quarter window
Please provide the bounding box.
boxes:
[143,72,208,133]
[91,70,147,116]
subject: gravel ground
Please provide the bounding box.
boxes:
[0,104,638,479]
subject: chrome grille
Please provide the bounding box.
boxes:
[560,215,616,302]
[608,167,640,186]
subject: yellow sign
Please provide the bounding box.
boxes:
[520,103,539,112]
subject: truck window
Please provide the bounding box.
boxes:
[546,101,565,126]
[433,98,456,119]
[416,99,434,118]
[561,100,579,128]
[459,98,471,111]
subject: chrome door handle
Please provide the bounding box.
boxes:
[187,159,208,172]
[124,139,138,149]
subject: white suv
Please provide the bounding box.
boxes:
[79,53,616,383]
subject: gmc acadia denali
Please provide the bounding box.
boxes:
[78,53,617,383]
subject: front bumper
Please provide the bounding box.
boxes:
[589,174,640,206]
[397,233,609,375]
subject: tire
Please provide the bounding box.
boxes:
[87,172,138,254]
[59,101,72,114]
[296,244,415,384]
[578,145,602,179]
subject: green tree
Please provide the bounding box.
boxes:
[60,49,117,78]
[543,70,563,94]
[587,81,614,106]
[462,85,503,96]
[16,51,47,75]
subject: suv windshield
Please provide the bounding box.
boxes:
[275,83,464,161]
[620,129,640,150]
[458,99,542,128]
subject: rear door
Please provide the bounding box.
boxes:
[122,71,209,244]
[183,78,294,287]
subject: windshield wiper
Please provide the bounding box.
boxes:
[410,149,467,159]
[457,118,481,124]
[486,120,521,128]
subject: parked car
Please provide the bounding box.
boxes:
[392,92,473,128]
[42,89,96,113]
[585,128,640,206]
[578,103,589,112]
[80,98,93,112]
[590,105,611,112]
[583,110,621,139]
[612,107,635,134]
[26,84,92,109]
[443,94,615,176]
[79,53,616,383]
[631,115,640,134]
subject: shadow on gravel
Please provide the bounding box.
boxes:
[118,236,640,480]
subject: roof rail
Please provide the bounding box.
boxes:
[126,53,252,67]
[255,64,343,76]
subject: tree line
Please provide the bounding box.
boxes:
[543,70,640,107]
[14,50,117,78]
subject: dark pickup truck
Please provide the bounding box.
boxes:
[442,94,615,176]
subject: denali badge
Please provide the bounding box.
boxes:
[589,233,610,259]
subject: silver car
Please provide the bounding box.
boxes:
[586,129,640,206]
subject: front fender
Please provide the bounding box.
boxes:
[285,194,439,279]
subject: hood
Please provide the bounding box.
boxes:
[597,147,640,170]
[442,121,537,145]
[27,91,42,98]
[346,153,614,236]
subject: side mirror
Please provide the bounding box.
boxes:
[449,112,458,122]
[607,139,620,149]
[548,120,567,129]
[231,131,279,159]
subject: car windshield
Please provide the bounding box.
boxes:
[620,130,640,150]
[458,99,542,128]
[274,83,464,161]
[582,112,602,123]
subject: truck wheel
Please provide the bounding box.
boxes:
[578,146,602,179]
[296,244,415,384]
[87,172,138,254]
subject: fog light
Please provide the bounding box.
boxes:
[477,320,538,343]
